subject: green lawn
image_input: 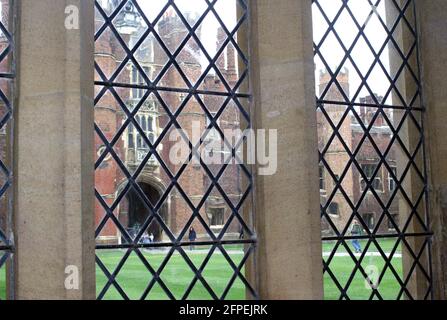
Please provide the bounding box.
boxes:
[323,239,402,254]
[0,240,405,300]
[323,239,404,300]
[323,253,403,300]
[0,263,5,300]
[96,249,248,300]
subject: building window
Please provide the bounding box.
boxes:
[131,65,150,99]
[127,122,135,148]
[360,164,383,192]
[208,208,225,228]
[327,202,339,216]
[128,115,156,148]
[362,213,375,230]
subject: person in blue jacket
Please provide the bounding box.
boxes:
[350,219,363,253]
[188,227,197,251]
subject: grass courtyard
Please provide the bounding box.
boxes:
[96,248,248,300]
[322,239,404,300]
[0,263,5,301]
[96,239,404,300]
[0,239,405,300]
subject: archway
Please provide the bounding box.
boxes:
[118,180,168,243]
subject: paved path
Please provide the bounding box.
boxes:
[323,252,402,258]
[140,249,246,255]
[141,249,403,258]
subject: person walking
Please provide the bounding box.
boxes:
[350,219,363,253]
[188,227,197,251]
[141,231,150,244]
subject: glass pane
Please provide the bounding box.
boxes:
[94,0,256,300]
[313,0,432,300]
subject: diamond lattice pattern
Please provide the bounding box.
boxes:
[313,0,432,300]
[94,0,256,300]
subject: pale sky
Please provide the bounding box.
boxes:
[99,0,238,58]
[99,0,397,104]
[139,0,237,59]
[312,1,394,104]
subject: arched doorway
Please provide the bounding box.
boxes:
[118,180,168,243]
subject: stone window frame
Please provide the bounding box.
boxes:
[9,0,446,300]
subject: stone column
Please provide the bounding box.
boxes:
[384,0,431,300]
[13,0,95,299]
[416,0,447,300]
[236,3,257,299]
[250,0,324,299]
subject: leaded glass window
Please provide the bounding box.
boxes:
[313,0,433,300]
[94,0,256,300]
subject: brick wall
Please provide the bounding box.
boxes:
[94,6,243,244]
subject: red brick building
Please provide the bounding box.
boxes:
[318,69,399,235]
[94,1,244,244]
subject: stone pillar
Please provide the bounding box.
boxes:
[250,0,324,299]
[416,0,447,300]
[14,0,95,299]
[385,0,430,300]
[236,3,257,299]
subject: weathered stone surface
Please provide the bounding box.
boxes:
[251,0,324,299]
[14,0,95,299]
[417,0,447,300]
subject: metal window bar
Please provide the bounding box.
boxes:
[313,0,433,300]
[0,0,15,301]
[94,0,257,300]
